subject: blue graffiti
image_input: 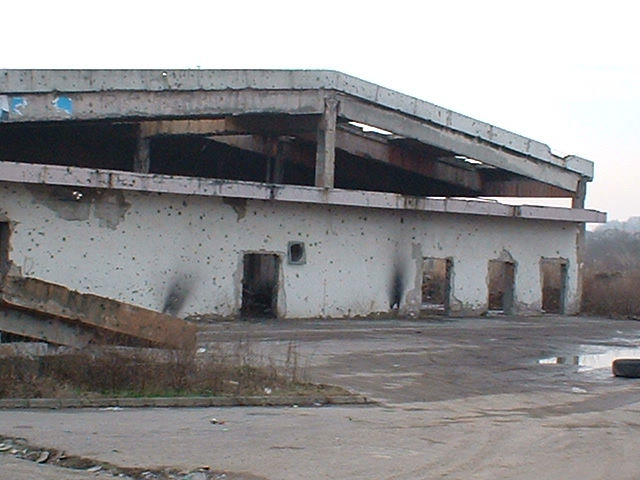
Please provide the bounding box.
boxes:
[53,96,73,115]
[10,97,28,115]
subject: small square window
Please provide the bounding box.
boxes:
[287,241,306,265]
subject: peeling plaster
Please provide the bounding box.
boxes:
[94,190,131,229]
[223,197,247,222]
[27,185,92,222]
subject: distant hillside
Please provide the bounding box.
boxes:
[595,216,640,233]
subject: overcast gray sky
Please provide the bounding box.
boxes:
[4,0,638,221]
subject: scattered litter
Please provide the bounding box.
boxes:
[264,387,272,395]
[0,443,11,452]
[210,418,225,425]
[36,450,49,463]
[86,465,102,473]
[100,406,123,411]
[227,380,239,386]
[571,387,588,394]
[313,402,322,407]
[292,404,299,408]
[198,465,211,471]
[196,347,207,354]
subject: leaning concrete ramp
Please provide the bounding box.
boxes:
[0,275,197,349]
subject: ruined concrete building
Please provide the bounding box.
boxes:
[0,70,605,329]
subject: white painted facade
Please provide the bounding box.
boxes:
[0,181,582,318]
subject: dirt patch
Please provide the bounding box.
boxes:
[0,434,267,479]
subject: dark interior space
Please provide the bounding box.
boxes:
[541,260,567,313]
[0,122,137,171]
[0,119,483,197]
[149,136,269,182]
[241,253,279,318]
[335,151,476,197]
[421,257,452,314]
[488,260,515,313]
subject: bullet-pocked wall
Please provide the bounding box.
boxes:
[0,182,581,318]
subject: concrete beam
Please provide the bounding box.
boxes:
[139,115,319,137]
[0,306,96,347]
[333,128,482,192]
[0,275,198,350]
[0,160,607,223]
[0,90,327,123]
[338,96,583,193]
[315,98,338,188]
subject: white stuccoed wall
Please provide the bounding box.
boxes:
[0,182,581,318]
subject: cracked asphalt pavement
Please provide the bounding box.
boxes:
[3,315,640,479]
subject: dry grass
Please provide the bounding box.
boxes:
[0,341,329,399]
[582,229,640,317]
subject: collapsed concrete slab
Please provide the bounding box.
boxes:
[0,276,197,349]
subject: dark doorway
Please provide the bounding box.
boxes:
[541,259,567,314]
[421,257,452,314]
[241,253,280,318]
[0,223,9,277]
[488,260,515,313]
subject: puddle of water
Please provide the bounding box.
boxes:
[539,347,640,372]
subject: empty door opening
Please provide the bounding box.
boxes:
[0,223,9,277]
[421,257,452,314]
[541,259,567,314]
[488,260,515,313]
[241,253,279,318]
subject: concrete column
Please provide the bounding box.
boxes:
[265,137,286,184]
[133,126,151,173]
[315,98,338,188]
[572,178,587,313]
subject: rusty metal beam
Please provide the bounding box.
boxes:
[482,179,572,197]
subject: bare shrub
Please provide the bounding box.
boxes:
[582,270,640,317]
[583,228,640,316]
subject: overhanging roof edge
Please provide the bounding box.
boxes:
[0,69,594,180]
